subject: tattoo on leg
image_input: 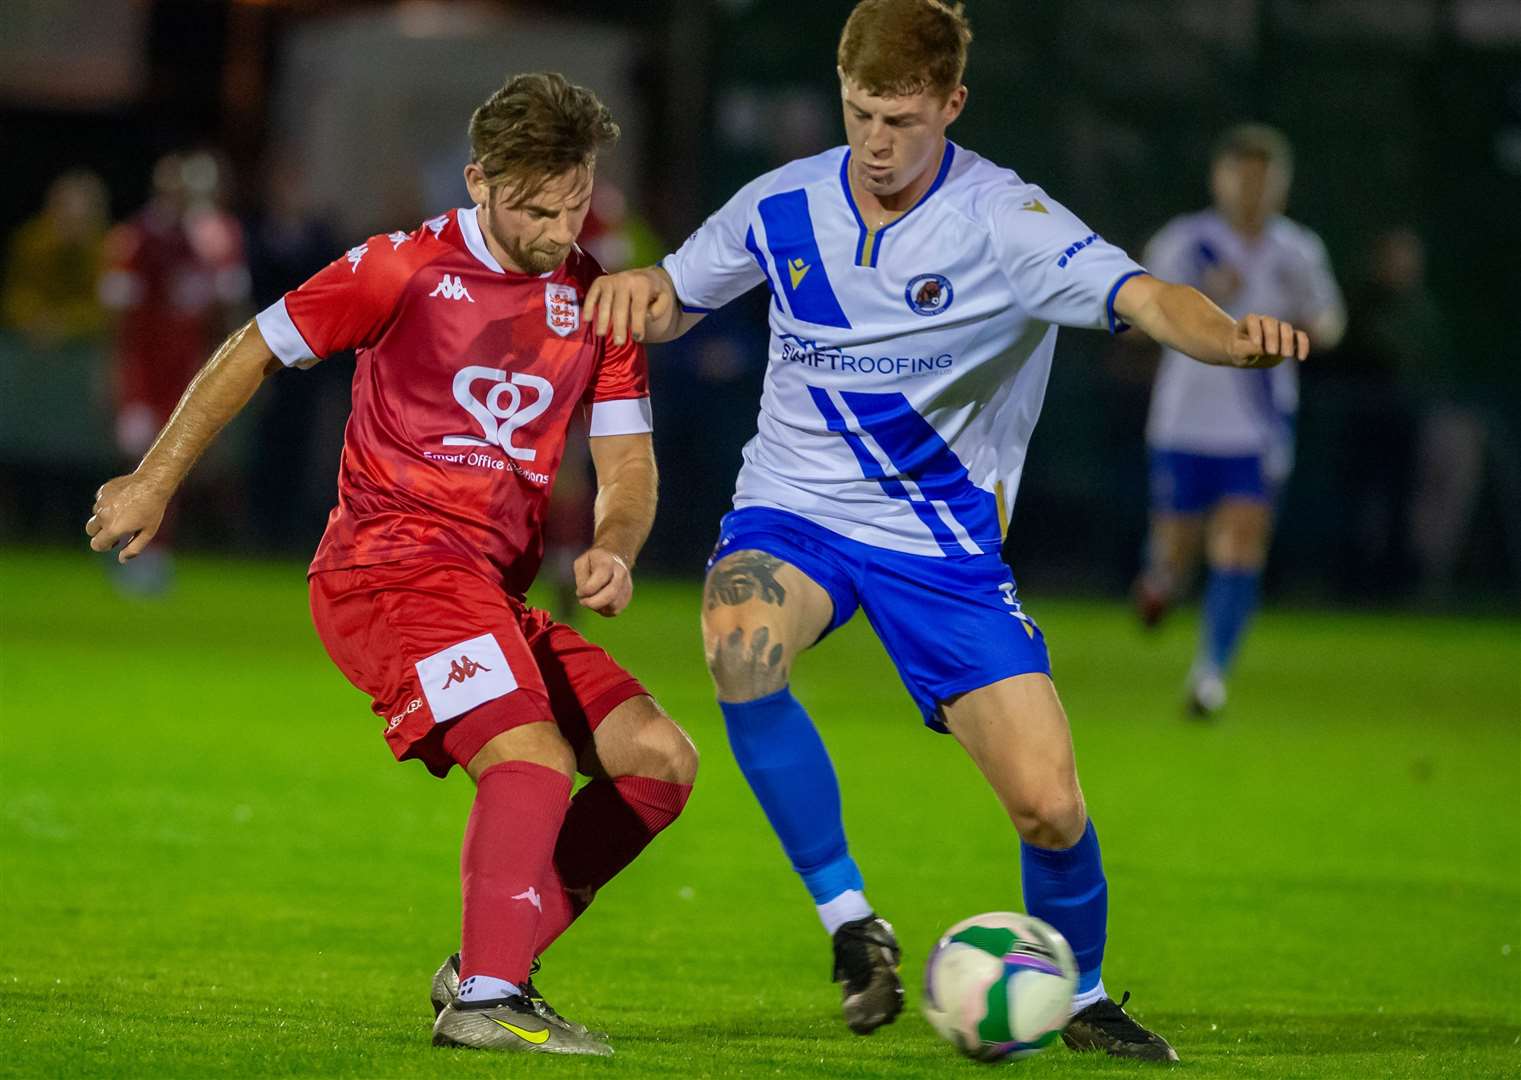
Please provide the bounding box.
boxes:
[709,624,788,698]
[705,552,788,610]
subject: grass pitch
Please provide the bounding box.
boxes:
[1,548,1517,1078]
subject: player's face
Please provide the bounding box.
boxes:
[1211,154,1289,231]
[839,75,966,202]
[471,165,594,275]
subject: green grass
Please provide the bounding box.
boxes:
[1,548,1517,1078]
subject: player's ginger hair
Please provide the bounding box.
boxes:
[837,0,972,101]
[468,72,620,205]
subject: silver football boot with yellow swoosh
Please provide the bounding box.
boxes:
[431,994,612,1056]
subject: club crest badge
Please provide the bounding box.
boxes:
[905,273,953,316]
[545,283,580,337]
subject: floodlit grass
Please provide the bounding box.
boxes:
[2,548,1517,1078]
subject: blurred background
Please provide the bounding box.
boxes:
[2,0,1520,607]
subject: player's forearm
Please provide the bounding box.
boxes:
[641,266,701,344]
[1121,279,1237,366]
[590,452,658,567]
[133,319,279,493]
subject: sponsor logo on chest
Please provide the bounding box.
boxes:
[545,282,579,336]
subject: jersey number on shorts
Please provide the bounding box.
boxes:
[444,365,554,460]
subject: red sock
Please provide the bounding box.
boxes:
[459,761,572,986]
[533,775,693,955]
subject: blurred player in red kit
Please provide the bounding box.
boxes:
[86,74,698,1056]
[99,151,249,592]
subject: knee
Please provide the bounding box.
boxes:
[467,719,577,783]
[703,618,790,701]
[1209,509,1270,570]
[592,697,700,785]
[645,714,700,786]
[1009,786,1087,850]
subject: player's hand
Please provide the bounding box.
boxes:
[573,547,633,617]
[85,473,170,563]
[583,267,675,347]
[1229,313,1309,368]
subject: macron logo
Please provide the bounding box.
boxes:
[512,887,543,912]
[430,274,475,302]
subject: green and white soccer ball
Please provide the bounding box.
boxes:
[921,911,1078,1062]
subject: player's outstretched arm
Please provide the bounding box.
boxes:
[584,265,705,347]
[575,432,658,617]
[1113,273,1309,369]
[86,319,281,562]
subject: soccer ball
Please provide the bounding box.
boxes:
[921,911,1078,1062]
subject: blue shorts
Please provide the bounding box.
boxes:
[707,507,1052,732]
[1148,449,1271,515]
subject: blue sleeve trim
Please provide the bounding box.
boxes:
[1106,269,1148,335]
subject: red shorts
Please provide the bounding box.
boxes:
[309,560,646,777]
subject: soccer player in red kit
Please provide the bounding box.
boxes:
[86,73,698,1057]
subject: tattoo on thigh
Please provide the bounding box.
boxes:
[705,552,787,609]
[711,625,787,696]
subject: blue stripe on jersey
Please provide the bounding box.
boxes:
[807,385,967,557]
[743,225,781,313]
[839,390,1002,555]
[756,191,852,329]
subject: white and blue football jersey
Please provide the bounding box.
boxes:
[662,142,1144,558]
[1143,209,1343,468]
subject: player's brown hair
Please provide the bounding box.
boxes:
[837,0,972,100]
[468,72,620,204]
[1213,123,1294,176]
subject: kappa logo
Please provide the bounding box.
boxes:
[387,230,410,250]
[345,243,369,272]
[788,257,811,289]
[430,274,475,302]
[545,282,579,336]
[511,886,543,912]
[416,634,516,723]
[441,654,491,689]
[424,213,450,237]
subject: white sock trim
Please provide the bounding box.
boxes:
[817,890,872,935]
[458,974,522,1002]
[1070,978,1107,1015]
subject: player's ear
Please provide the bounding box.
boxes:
[463,162,490,207]
[943,85,968,126]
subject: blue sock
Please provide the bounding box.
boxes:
[1201,567,1262,676]
[720,687,865,904]
[1021,820,1107,993]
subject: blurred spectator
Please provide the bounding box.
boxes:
[1337,227,1521,602]
[1332,228,1446,597]
[2,170,111,346]
[99,150,249,590]
[243,153,344,554]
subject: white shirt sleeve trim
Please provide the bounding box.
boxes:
[588,396,653,436]
[255,297,319,368]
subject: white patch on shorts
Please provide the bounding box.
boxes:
[415,633,517,723]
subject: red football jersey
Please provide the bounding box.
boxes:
[254,207,651,595]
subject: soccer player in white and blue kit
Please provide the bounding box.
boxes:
[1133,125,1345,716]
[587,0,1310,1061]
